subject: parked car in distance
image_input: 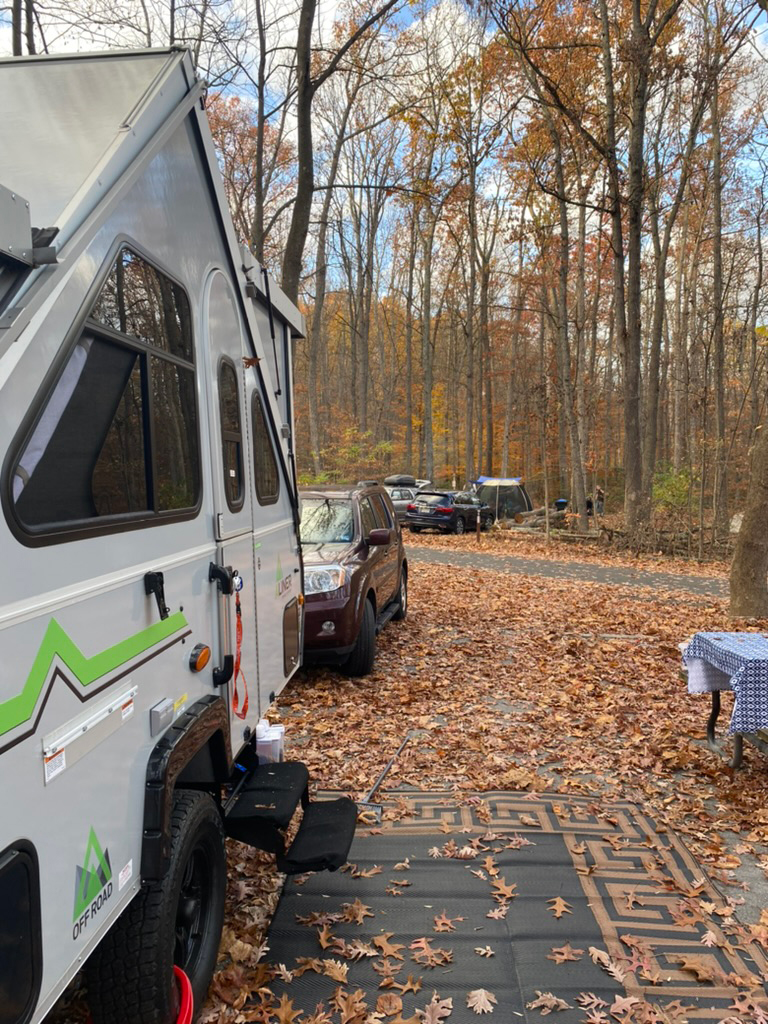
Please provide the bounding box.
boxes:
[300,483,407,676]
[385,485,419,522]
[405,490,494,534]
[474,477,533,519]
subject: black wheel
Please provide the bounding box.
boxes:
[454,516,465,535]
[392,566,408,621]
[343,598,376,677]
[87,791,226,1024]
[409,526,421,534]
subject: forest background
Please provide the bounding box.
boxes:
[5,0,768,550]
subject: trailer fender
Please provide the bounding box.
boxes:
[141,695,230,882]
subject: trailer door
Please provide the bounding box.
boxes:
[204,270,260,742]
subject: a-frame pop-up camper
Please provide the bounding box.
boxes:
[0,48,356,1024]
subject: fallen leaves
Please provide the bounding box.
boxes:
[546,943,583,963]
[546,897,572,919]
[526,991,571,1015]
[466,990,498,1014]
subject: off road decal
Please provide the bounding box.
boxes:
[72,827,113,939]
[0,611,189,751]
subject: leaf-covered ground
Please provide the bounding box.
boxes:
[48,539,768,1021]
[202,540,768,1021]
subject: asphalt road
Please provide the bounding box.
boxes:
[407,543,728,598]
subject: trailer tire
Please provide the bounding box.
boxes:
[343,597,376,677]
[87,790,226,1024]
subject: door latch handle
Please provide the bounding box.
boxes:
[144,571,170,621]
[212,654,234,688]
[209,562,236,595]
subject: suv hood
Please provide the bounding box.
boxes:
[301,541,357,565]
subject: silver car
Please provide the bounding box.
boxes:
[385,486,418,523]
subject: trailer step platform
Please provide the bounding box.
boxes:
[224,760,357,874]
[227,760,310,832]
[277,797,358,874]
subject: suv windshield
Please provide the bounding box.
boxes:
[301,498,355,543]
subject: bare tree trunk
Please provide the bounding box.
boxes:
[405,214,416,470]
[12,0,23,53]
[730,425,768,617]
[711,74,728,541]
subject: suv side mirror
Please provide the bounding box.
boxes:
[367,528,391,546]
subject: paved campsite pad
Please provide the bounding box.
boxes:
[264,793,768,1022]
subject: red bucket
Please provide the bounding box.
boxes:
[173,966,194,1024]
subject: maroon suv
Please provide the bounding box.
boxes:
[300,483,407,676]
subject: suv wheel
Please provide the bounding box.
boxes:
[454,517,465,535]
[392,567,407,621]
[343,598,376,677]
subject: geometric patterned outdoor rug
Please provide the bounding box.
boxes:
[263,793,768,1022]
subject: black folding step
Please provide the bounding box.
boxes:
[277,797,358,874]
[224,761,309,852]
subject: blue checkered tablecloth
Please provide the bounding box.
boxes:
[683,632,768,735]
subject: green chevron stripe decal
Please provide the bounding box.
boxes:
[0,611,188,737]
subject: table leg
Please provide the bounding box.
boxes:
[706,691,721,751]
[706,690,744,768]
[731,734,744,770]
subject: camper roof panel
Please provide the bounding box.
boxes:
[0,51,183,230]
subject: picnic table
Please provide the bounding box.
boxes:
[683,631,768,769]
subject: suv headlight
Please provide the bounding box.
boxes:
[304,565,348,594]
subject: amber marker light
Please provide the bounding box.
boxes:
[189,643,211,672]
[298,593,305,606]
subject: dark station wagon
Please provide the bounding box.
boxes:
[300,483,407,676]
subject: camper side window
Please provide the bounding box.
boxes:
[11,247,201,536]
[219,360,244,512]
[252,394,279,505]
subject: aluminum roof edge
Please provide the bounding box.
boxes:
[0,45,190,67]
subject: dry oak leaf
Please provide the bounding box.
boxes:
[486,906,508,920]
[394,858,411,871]
[373,957,404,978]
[474,946,495,957]
[482,857,499,877]
[609,996,640,1019]
[342,898,375,924]
[434,913,464,932]
[526,991,571,1015]
[700,930,718,947]
[428,848,443,859]
[330,987,368,1024]
[576,995,608,1011]
[416,995,454,1023]
[547,898,572,919]
[293,957,324,977]
[387,974,423,995]
[351,865,383,879]
[547,944,584,964]
[672,954,718,983]
[439,820,453,834]
[377,994,403,1016]
[373,933,406,959]
[467,990,498,1015]
[490,878,517,901]
[519,814,541,827]
[274,994,304,1024]
[321,959,349,983]
[301,1006,334,1024]
[317,924,335,949]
